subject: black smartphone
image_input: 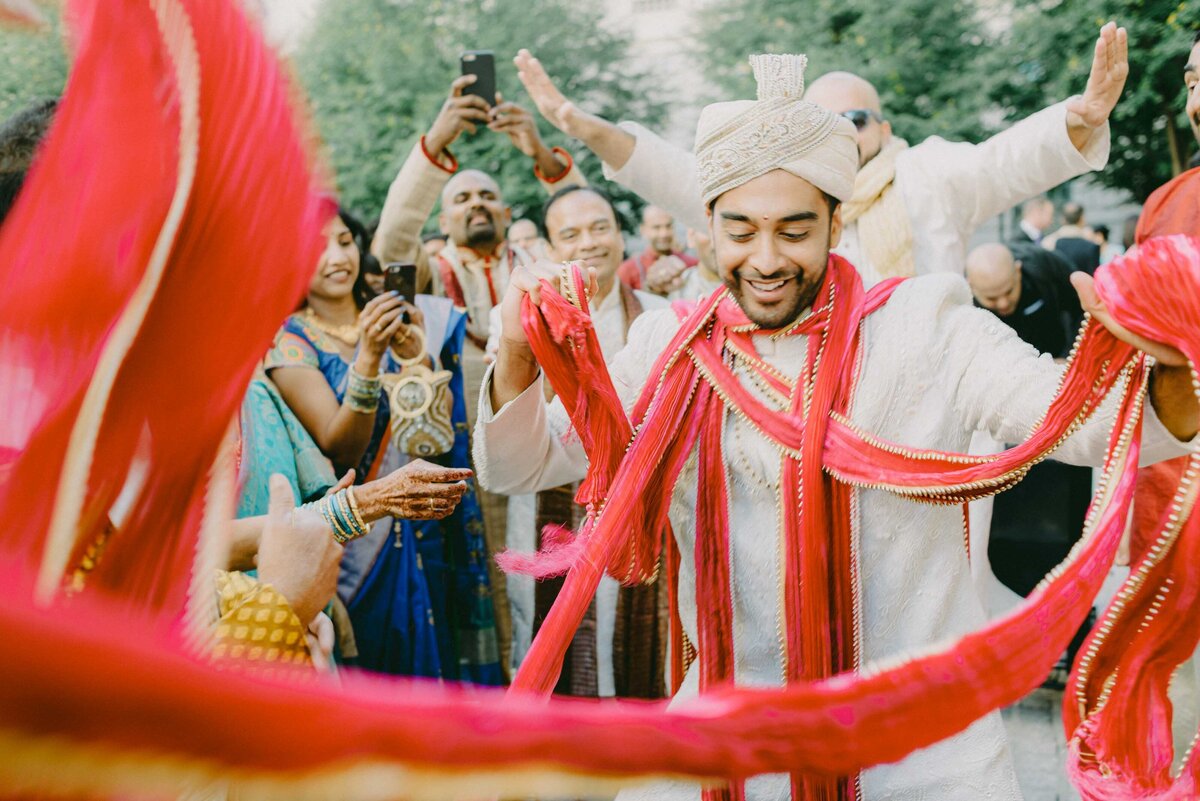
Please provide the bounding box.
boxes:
[384,262,418,303]
[460,50,496,108]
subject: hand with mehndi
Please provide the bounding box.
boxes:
[356,460,474,521]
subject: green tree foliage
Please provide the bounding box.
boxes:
[695,0,992,147]
[0,18,67,123]
[987,1,1199,202]
[294,0,665,230]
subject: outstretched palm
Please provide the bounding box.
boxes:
[1067,22,1129,129]
[514,49,584,138]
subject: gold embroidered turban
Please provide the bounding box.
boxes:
[695,54,858,206]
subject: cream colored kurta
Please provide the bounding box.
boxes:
[602,102,1110,287]
[473,274,1194,800]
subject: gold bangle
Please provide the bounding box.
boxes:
[346,485,368,531]
[395,325,428,368]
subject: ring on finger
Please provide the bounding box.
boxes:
[375,322,385,333]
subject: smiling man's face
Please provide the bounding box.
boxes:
[545,189,625,292]
[708,169,842,329]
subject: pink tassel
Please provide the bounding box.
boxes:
[495,525,586,579]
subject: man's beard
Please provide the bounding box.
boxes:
[727,267,826,330]
[464,217,498,249]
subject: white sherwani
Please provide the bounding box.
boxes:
[602,102,1109,287]
[473,274,1193,800]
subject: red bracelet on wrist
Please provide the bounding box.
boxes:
[534,146,574,183]
[420,135,458,175]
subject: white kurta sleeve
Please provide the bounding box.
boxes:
[473,366,587,495]
[472,308,683,496]
[899,100,1110,238]
[602,122,708,232]
[927,276,1196,467]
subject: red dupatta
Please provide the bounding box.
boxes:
[510,240,1198,799]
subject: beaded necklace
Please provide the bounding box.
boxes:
[303,307,359,347]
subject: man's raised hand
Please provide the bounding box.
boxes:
[488,92,543,157]
[425,74,492,157]
[1067,22,1129,135]
[499,259,597,350]
[514,48,637,170]
[514,49,586,138]
[488,91,570,178]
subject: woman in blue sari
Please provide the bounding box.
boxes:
[262,209,501,685]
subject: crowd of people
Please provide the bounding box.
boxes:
[3,5,1200,798]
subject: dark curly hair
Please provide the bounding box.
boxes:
[337,207,380,309]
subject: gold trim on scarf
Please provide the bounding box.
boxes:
[39,0,202,602]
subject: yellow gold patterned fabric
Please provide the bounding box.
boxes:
[212,571,311,668]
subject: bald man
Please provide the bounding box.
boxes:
[618,204,698,291]
[515,22,1128,287]
[371,74,587,676]
[966,242,1081,357]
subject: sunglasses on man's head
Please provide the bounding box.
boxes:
[841,109,881,130]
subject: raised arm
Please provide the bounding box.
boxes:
[371,76,490,267]
[515,49,637,171]
[906,23,1125,236]
[488,92,585,190]
[514,50,706,229]
[936,277,1196,464]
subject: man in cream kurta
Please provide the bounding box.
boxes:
[511,24,1127,612]
[513,23,1121,288]
[477,271,1194,800]
[476,44,1198,800]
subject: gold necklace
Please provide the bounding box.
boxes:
[304,307,359,347]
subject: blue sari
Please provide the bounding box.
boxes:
[261,303,501,685]
[236,375,336,517]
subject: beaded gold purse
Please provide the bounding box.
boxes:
[384,328,455,458]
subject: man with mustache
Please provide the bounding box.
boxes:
[513,23,1127,288]
[371,74,585,675]
[474,52,1198,799]
[373,74,584,362]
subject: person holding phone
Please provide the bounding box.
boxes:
[262,208,503,685]
[370,65,588,673]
